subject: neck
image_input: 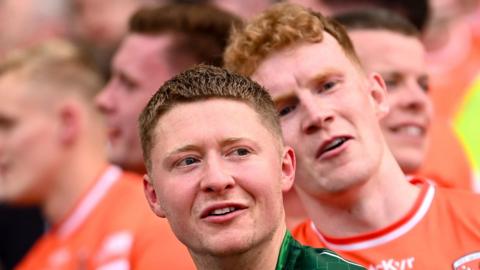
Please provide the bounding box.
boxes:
[42,143,109,225]
[193,224,287,270]
[299,152,420,238]
[284,188,308,230]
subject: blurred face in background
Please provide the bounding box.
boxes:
[0,73,62,204]
[96,34,186,173]
[72,0,149,47]
[349,30,433,173]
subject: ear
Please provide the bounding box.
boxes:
[280,146,296,193]
[58,103,80,145]
[367,72,390,119]
[143,174,166,218]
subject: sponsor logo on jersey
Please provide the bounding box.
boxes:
[368,257,415,270]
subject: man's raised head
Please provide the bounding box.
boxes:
[139,64,283,173]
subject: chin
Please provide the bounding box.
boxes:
[399,161,422,175]
[210,240,257,258]
[196,234,255,257]
[396,153,424,175]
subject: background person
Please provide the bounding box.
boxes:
[95,3,241,174]
[0,39,193,270]
[334,10,433,179]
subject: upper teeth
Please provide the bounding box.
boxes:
[324,138,346,151]
[395,126,423,136]
[211,207,236,215]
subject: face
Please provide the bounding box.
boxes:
[349,30,433,173]
[144,99,295,257]
[0,73,62,204]
[96,34,183,173]
[252,34,389,197]
[73,0,141,46]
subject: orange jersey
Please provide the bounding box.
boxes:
[293,179,480,269]
[16,166,194,270]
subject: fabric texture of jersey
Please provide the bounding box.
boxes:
[16,165,194,270]
[293,179,480,270]
[276,231,365,270]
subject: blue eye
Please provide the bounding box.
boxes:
[233,148,250,156]
[177,157,200,167]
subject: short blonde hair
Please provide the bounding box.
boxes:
[0,39,103,102]
[139,65,283,172]
[224,3,360,76]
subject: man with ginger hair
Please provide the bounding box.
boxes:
[0,39,193,269]
[139,64,365,270]
[224,3,480,269]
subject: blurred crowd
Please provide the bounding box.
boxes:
[1,0,479,269]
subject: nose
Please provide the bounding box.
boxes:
[200,155,235,194]
[300,93,334,135]
[95,81,116,114]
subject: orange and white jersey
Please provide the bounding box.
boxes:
[16,166,194,270]
[293,179,480,270]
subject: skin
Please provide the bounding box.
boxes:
[252,34,419,237]
[96,34,189,174]
[0,71,108,224]
[72,0,145,47]
[348,30,433,174]
[144,98,295,270]
[0,74,62,205]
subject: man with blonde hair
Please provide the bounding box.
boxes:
[0,39,193,269]
[225,3,480,269]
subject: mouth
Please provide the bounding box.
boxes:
[389,124,425,137]
[200,203,247,220]
[316,136,351,159]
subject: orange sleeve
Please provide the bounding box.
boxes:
[130,214,195,270]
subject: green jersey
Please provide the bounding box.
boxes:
[276,231,365,270]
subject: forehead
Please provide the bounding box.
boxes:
[252,32,358,97]
[113,33,175,75]
[154,99,275,150]
[348,30,425,73]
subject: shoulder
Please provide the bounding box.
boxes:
[284,232,365,269]
[434,185,480,207]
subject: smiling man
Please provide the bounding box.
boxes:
[224,3,480,269]
[139,65,365,270]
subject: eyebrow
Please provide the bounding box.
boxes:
[308,68,342,87]
[272,68,342,105]
[165,137,261,157]
[166,144,201,158]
